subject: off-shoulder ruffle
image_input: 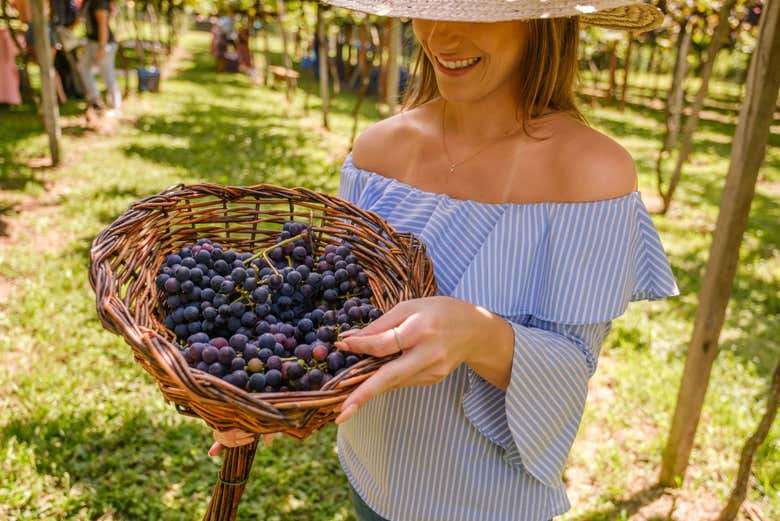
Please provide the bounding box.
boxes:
[340,153,679,325]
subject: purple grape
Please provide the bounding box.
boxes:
[266,356,282,371]
[208,362,226,377]
[265,369,282,387]
[287,362,305,380]
[210,337,229,348]
[249,373,266,391]
[164,277,180,294]
[327,351,345,371]
[294,344,312,361]
[243,345,259,360]
[258,333,276,350]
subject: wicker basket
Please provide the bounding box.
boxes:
[89,183,437,520]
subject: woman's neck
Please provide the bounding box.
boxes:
[437,86,527,144]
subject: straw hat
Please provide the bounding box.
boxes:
[319,0,665,33]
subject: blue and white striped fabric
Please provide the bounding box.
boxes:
[336,152,680,521]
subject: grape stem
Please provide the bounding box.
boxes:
[243,231,311,278]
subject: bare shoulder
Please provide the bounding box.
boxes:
[549,116,638,202]
[350,108,423,176]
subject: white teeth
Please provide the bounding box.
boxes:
[438,57,480,70]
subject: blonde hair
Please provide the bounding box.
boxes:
[400,17,589,139]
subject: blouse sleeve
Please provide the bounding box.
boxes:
[459,194,680,489]
[462,316,610,488]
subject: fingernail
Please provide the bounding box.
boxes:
[335,403,357,424]
[340,329,360,338]
[334,341,347,351]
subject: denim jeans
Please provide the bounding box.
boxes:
[349,483,390,521]
[79,40,121,108]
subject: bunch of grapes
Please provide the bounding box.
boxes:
[155,220,383,392]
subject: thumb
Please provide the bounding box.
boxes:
[208,441,223,457]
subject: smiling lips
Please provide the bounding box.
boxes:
[436,56,482,70]
[434,56,482,78]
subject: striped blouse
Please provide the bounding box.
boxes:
[336,152,680,521]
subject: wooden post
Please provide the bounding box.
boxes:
[30,0,60,165]
[316,1,329,129]
[386,17,401,115]
[659,0,780,487]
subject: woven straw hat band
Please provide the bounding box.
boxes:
[319,1,664,34]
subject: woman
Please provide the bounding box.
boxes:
[210,1,680,519]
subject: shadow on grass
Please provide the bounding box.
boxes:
[119,43,384,188]
[572,485,667,521]
[1,409,213,520]
[1,405,354,520]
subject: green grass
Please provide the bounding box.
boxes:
[1,29,778,520]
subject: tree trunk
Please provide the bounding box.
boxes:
[262,21,271,86]
[619,34,634,111]
[607,40,618,105]
[329,29,340,95]
[317,2,329,129]
[276,0,294,102]
[662,0,738,214]
[386,18,401,114]
[716,359,780,521]
[377,20,388,100]
[646,38,657,74]
[655,17,691,209]
[659,0,780,487]
[350,23,375,146]
[30,0,60,165]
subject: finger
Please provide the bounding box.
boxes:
[338,328,362,339]
[263,433,278,447]
[335,327,399,357]
[208,441,223,457]
[335,349,426,424]
[340,302,410,338]
[336,312,424,357]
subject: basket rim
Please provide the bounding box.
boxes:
[89,182,437,437]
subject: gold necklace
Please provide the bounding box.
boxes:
[441,100,523,174]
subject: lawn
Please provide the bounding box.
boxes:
[0,29,777,521]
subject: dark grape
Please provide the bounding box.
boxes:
[159,232,378,393]
[249,373,266,391]
[208,362,226,377]
[327,351,345,372]
[294,344,312,361]
[265,369,282,387]
[218,346,236,365]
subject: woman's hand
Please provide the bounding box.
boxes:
[208,429,278,457]
[332,296,514,424]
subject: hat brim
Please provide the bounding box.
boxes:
[320,1,664,34]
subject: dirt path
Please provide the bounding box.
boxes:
[0,45,191,310]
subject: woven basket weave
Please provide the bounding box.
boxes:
[89,183,437,520]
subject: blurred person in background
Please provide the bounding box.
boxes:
[78,0,121,114]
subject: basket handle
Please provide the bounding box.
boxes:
[202,438,260,521]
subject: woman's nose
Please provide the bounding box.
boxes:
[427,20,461,48]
